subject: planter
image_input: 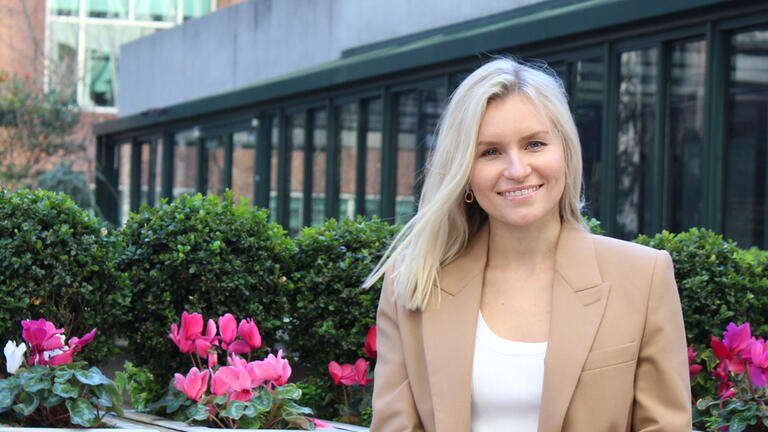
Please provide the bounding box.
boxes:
[111,412,369,432]
[0,414,161,432]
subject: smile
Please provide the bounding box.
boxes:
[498,185,542,198]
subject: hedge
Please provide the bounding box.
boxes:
[117,192,293,399]
[0,189,128,370]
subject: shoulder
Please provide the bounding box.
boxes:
[588,233,671,275]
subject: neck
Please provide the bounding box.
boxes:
[486,212,562,272]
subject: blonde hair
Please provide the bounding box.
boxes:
[364,57,588,310]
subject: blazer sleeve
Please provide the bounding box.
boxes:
[632,250,692,431]
[370,271,425,432]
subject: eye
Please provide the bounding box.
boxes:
[479,147,500,157]
[526,141,546,150]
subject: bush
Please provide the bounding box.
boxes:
[117,192,293,399]
[285,216,397,417]
[634,228,768,349]
[0,189,128,369]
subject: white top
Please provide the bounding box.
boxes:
[471,311,548,432]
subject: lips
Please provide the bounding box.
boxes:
[498,185,542,198]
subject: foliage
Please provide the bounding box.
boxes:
[147,311,319,429]
[0,189,128,368]
[634,229,768,350]
[285,216,398,376]
[37,162,93,211]
[115,361,159,412]
[117,192,293,399]
[327,326,375,426]
[584,216,604,235]
[692,322,768,432]
[0,320,122,428]
[0,71,82,189]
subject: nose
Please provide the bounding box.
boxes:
[502,152,531,181]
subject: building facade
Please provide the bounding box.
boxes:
[94,0,768,249]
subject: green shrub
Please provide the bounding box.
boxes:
[285,217,398,388]
[634,228,768,349]
[0,189,128,368]
[117,192,293,398]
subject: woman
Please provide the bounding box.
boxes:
[364,58,691,431]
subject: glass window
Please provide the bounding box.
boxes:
[421,86,447,169]
[173,129,198,198]
[287,114,306,235]
[570,57,604,218]
[615,48,658,239]
[206,137,226,196]
[724,28,768,248]
[337,103,358,219]
[668,40,706,232]
[83,24,156,108]
[117,143,131,225]
[47,22,79,102]
[232,130,257,207]
[269,120,279,222]
[183,0,212,20]
[311,110,327,226]
[395,92,418,224]
[365,99,383,218]
[140,140,161,207]
[87,0,128,18]
[51,0,79,16]
[135,0,177,22]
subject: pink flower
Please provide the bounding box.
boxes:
[193,319,219,359]
[208,352,219,369]
[363,325,377,359]
[712,362,734,397]
[48,349,74,366]
[354,358,372,387]
[174,367,210,402]
[722,322,752,358]
[748,338,768,387]
[252,350,291,388]
[211,362,253,402]
[711,335,745,374]
[328,361,356,386]
[687,346,702,379]
[170,312,204,354]
[226,340,252,354]
[68,328,97,354]
[21,319,65,365]
[238,319,261,350]
[218,314,237,348]
[228,354,266,388]
[311,418,333,429]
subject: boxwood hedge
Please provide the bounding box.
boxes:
[0,189,128,369]
[117,192,293,398]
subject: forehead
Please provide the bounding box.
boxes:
[477,93,555,139]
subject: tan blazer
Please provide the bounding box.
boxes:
[371,224,692,431]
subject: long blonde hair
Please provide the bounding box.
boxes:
[364,57,587,310]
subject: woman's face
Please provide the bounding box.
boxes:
[469,93,566,229]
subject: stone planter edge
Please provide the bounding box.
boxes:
[110,412,369,432]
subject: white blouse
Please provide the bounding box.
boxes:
[470,311,548,432]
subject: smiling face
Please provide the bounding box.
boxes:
[470,93,566,230]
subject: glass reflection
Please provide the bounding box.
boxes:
[570,57,604,218]
[396,92,418,224]
[311,110,327,226]
[117,143,131,225]
[173,129,198,198]
[269,120,279,222]
[668,40,706,232]
[140,140,161,207]
[724,28,768,248]
[206,138,226,196]
[232,130,257,208]
[365,99,383,218]
[337,104,358,220]
[288,115,306,236]
[616,48,658,239]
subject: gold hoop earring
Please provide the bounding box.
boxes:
[464,189,474,203]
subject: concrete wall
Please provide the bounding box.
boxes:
[118,0,545,115]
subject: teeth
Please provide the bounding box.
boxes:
[500,186,539,197]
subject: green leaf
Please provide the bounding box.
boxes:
[66,398,98,427]
[239,415,261,429]
[284,414,310,429]
[54,368,76,383]
[275,383,301,400]
[0,379,21,408]
[12,391,39,416]
[212,394,228,405]
[220,400,246,419]
[185,402,210,421]
[53,380,80,398]
[252,389,272,411]
[19,365,51,391]
[41,390,64,407]
[90,384,112,407]
[243,402,261,417]
[74,366,111,385]
[284,401,313,416]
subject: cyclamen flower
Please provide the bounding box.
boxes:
[363,325,377,359]
[4,340,26,374]
[251,350,291,388]
[238,319,261,350]
[687,346,702,379]
[354,358,372,387]
[174,367,210,401]
[170,312,204,354]
[328,361,356,386]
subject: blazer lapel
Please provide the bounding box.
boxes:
[422,224,488,432]
[538,227,610,432]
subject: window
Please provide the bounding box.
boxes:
[724,28,768,248]
[395,91,418,224]
[135,0,177,22]
[287,114,306,235]
[206,137,226,196]
[364,99,383,218]
[87,0,128,19]
[310,109,328,226]
[173,129,198,198]
[336,103,358,219]
[232,130,257,207]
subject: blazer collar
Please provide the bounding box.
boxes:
[421,222,610,432]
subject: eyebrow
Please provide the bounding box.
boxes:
[476,129,552,146]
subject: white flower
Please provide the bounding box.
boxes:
[4,340,26,374]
